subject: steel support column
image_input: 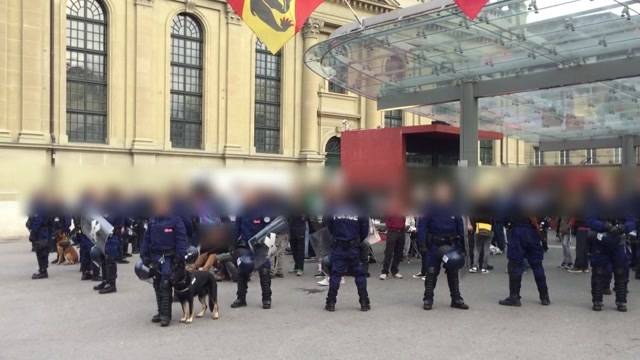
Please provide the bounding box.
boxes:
[459,81,478,167]
[621,135,637,169]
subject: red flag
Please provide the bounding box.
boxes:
[227,0,325,54]
[454,0,488,20]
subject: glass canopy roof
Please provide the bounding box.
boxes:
[305,0,640,142]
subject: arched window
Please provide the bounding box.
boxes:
[66,0,107,143]
[170,14,203,149]
[325,136,341,168]
[254,41,281,154]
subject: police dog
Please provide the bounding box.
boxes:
[172,267,219,323]
[53,232,79,265]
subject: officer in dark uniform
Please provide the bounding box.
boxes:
[230,192,278,309]
[140,196,188,326]
[498,189,551,307]
[323,189,371,312]
[73,191,100,281]
[26,193,51,279]
[585,194,634,312]
[418,182,469,311]
[93,190,125,294]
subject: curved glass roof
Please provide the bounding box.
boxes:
[305,0,640,142]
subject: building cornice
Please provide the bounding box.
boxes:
[326,0,399,14]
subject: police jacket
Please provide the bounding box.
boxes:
[323,204,369,245]
[417,204,464,248]
[140,215,188,260]
[26,202,51,243]
[235,203,278,248]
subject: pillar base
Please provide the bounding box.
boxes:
[17,131,47,144]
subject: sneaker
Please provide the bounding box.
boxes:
[317,277,329,286]
[393,273,403,279]
[480,268,490,274]
[314,272,325,278]
[468,267,478,273]
[413,272,426,279]
[379,273,388,280]
[558,263,566,269]
[568,267,586,273]
[295,270,303,277]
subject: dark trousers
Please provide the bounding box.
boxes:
[289,232,305,271]
[382,230,404,275]
[34,241,49,272]
[493,223,506,251]
[574,228,590,270]
[327,245,368,304]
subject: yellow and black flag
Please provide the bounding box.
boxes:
[228,0,325,54]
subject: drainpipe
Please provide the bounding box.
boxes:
[49,0,56,168]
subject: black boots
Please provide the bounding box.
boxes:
[259,268,272,309]
[591,267,605,311]
[360,299,371,312]
[31,270,48,280]
[151,279,162,323]
[539,288,551,306]
[231,274,248,308]
[499,273,522,307]
[158,280,172,327]
[325,303,336,312]
[81,271,92,281]
[447,271,469,310]
[422,270,437,310]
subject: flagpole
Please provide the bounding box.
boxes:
[342,0,364,28]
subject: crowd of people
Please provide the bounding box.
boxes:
[24,170,640,327]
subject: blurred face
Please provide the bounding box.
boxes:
[152,196,171,216]
[432,182,452,205]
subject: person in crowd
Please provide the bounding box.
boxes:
[140,195,188,326]
[380,201,406,280]
[74,190,100,281]
[557,216,573,270]
[93,189,125,294]
[231,190,279,309]
[288,214,308,276]
[323,184,371,312]
[498,187,551,307]
[585,184,634,312]
[26,192,52,279]
[418,181,469,311]
[568,215,591,273]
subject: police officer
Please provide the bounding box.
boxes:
[418,182,469,311]
[140,195,188,327]
[323,185,371,312]
[585,189,634,312]
[74,191,100,281]
[498,189,551,307]
[230,191,278,309]
[93,190,125,294]
[26,193,51,279]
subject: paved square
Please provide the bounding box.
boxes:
[1,239,639,360]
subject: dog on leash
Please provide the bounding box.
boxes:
[172,268,219,323]
[53,232,79,265]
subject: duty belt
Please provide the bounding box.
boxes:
[431,235,458,246]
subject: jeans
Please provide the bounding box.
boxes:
[473,231,492,269]
[289,232,305,271]
[560,232,572,265]
[382,230,404,275]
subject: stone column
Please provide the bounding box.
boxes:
[0,0,10,141]
[223,4,251,157]
[299,18,323,157]
[18,0,48,143]
[131,0,156,149]
[365,99,380,129]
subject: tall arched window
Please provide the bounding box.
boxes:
[324,136,341,168]
[170,14,203,149]
[254,41,281,154]
[66,0,107,143]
